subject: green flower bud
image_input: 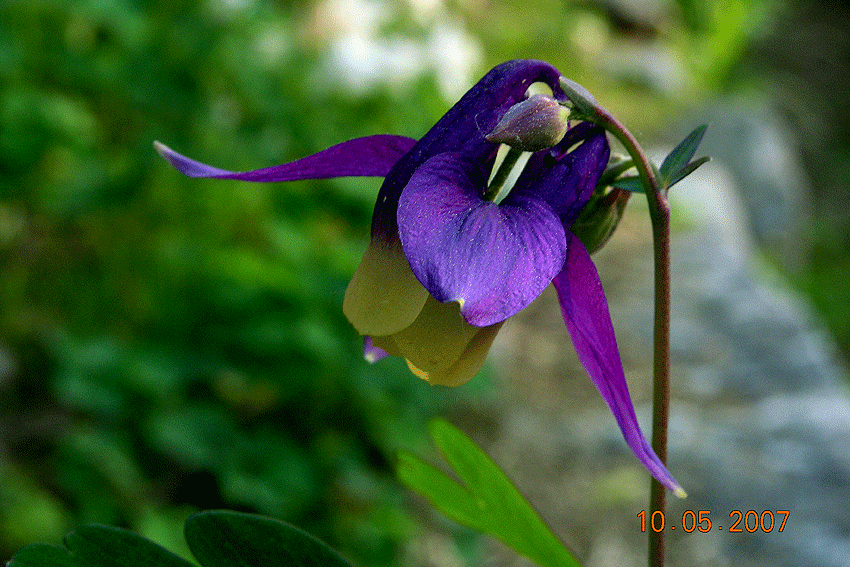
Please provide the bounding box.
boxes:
[486,94,570,152]
[570,187,631,254]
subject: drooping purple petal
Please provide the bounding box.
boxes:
[154,135,417,181]
[511,124,610,227]
[553,232,685,496]
[370,59,564,244]
[398,153,566,327]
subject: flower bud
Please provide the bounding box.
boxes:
[486,94,570,152]
[570,187,631,254]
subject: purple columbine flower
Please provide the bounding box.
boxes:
[155,59,684,496]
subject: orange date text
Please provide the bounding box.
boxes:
[637,510,789,533]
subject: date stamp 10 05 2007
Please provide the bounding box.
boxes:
[637,510,789,533]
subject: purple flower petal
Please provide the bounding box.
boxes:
[511,124,610,227]
[154,135,417,181]
[398,153,566,327]
[553,232,685,497]
[349,60,571,335]
[369,59,564,244]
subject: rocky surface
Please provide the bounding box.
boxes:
[443,146,850,566]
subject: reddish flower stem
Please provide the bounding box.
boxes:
[589,106,671,567]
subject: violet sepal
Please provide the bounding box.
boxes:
[153,135,416,181]
[553,233,686,497]
[398,152,567,327]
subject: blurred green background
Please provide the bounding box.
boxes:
[0,0,847,565]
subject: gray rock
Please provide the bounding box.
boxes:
[682,102,812,268]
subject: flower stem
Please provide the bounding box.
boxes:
[587,108,671,567]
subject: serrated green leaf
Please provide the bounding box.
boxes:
[659,124,708,184]
[7,525,196,567]
[611,176,645,193]
[185,510,356,567]
[398,419,582,567]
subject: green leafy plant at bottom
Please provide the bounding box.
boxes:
[7,420,581,567]
[397,419,582,567]
[7,510,355,567]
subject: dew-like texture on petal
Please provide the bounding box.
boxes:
[369,60,563,243]
[552,233,684,495]
[154,135,417,181]
[406,321,504,387]
[398,153,566,327]
[373,295,480,374]
[343,236,428,337]
[512,124,610,227]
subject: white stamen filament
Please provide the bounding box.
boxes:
[485,144,532,204]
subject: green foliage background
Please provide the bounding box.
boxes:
[0,0,846,565]
[0,2,461,563]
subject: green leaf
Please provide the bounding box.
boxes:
[7,544,81,567]
[7,511,358,567]
[659,124,708,185]
[608,126,710,193]
[610,175,645,193]
[666,155,711,188]
[7,524,196,567]
[185,510,357,567]
[397,419,582,567]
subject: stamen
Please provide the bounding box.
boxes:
[487,144,512,185]
[483,145,532,204]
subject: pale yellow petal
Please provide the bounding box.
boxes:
[389,296,480,373]
[343,236,428,336]
[370,334,401,357]
[407,321,504,387]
